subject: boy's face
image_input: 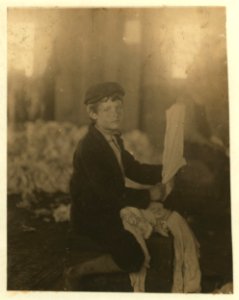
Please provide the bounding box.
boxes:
[91,98,123,132]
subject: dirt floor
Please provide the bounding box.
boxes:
[7,191,233,293]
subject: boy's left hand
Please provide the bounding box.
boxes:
[149,183,164,202]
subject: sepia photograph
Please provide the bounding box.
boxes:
[4,3,236,296]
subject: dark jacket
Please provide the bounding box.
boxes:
[70,124,162,235]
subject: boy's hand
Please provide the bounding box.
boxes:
[149,183,164,202]
[163,178,175,200]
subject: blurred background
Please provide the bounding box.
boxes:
[8,7,229,149]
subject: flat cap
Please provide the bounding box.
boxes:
[85,82,125,105]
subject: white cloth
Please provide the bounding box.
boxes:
[120,208,150,292]
[120,203,170,292]
[167,211,201,293]
[162,103,186,185]
[120,205,201,293]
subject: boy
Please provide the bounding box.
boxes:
[67,82,164,289]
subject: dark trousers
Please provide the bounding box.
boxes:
[70,211,145,273]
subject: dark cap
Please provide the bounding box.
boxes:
[84,82,125,105]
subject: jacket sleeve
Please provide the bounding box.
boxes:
[122,149,163,185]
[78,145,151,211]
[122,187,151,209]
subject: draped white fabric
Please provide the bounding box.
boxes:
[120,205,201,293]
[162,102,187,184]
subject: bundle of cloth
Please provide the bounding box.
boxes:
[120,102,201,293]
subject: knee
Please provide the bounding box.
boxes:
[113,234,145,273]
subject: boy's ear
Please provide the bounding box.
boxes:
[87,106,97,120]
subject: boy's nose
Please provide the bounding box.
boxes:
[112,109,119,117]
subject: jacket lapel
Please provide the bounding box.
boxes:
[89,125,124,183]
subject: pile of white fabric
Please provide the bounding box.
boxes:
[121,205,201,293]
[8,121,88,205]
